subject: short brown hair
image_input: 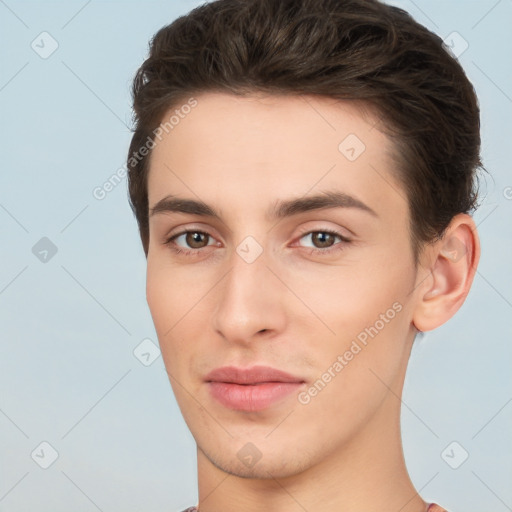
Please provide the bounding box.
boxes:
[127,0,482,259]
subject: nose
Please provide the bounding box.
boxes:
[211,243,287,346]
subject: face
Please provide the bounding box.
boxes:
[146,92,421,478]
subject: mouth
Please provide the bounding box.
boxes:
[205,365,306,412]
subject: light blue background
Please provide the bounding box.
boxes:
[1,1,511,511]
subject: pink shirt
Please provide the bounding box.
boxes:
[181,504,447,511]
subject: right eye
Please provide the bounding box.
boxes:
[164,230,219,256]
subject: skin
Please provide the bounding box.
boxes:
[145,92,480,512]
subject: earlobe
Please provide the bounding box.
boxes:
[412,214,480,332]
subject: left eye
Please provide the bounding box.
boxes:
[297,229,349,252]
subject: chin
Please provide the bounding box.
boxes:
[200,440,315,480]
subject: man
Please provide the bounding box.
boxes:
[126,0,482,510]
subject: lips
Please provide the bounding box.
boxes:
[205,365,305,412]
[205,365,304,385]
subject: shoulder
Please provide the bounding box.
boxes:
[427,504,449,512]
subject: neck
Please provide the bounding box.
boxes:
[195,385,427,512]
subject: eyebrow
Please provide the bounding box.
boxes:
[148,190,378,221]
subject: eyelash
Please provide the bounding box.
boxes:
[164,228,351,257]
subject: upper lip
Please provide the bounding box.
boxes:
[205,365,305,385]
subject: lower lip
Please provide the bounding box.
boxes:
[207,381,303,412]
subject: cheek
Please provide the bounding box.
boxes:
[146,259,172,335]
[289,254,414,397]
[146,258,193,367]
[291,253,412,341]
[146,253,204,332]
[292,287,409,442]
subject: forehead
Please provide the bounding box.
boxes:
[147,92,405,221]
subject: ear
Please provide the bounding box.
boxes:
[412,213,480,332]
